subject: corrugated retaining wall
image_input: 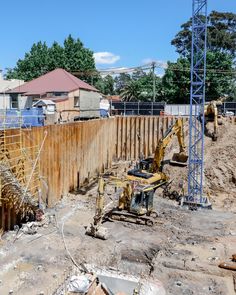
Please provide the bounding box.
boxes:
[5,116,178,206]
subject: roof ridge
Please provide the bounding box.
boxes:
[20,68,59,88]
[62,69,81,89]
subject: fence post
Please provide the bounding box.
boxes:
[110,100,112,116]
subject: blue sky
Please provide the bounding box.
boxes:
[0,0,235,74]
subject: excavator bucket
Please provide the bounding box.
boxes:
[170,152,188,166]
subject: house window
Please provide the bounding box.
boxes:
[10,94,19,109]
[74,96,80,107]
[46,92,68,97]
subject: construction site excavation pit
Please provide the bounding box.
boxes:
[0,117,235,295]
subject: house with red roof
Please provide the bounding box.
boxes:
[8,68,101,122]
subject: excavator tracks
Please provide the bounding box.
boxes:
[106,210,157,227]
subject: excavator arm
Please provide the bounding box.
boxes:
[152,118,188,172]
[204,100,221,141]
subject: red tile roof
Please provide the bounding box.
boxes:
[9,68,98,95]
[106,95,121,102]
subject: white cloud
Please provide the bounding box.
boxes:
[93,52,120,65]
[142,58,168,69]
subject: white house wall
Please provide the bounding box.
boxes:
[79,89,100,118]
[18,95,32,109]
[0,94,10,109]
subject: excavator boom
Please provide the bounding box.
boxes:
[127,117,188,187]
[152,118,188,172]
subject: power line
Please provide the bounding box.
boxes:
[71,63,236,77]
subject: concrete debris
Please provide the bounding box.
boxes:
[67,275,90,293]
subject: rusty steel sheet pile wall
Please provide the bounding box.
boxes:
[4,116,181,206]
[116,116,176,161]
[21,119,116,206]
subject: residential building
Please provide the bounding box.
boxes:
[0,70,25,109]
[8,68,101,122]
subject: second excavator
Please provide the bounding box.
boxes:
[127,117,188,187]
[204,100,223,141]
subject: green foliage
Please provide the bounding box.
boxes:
[162,52,235,103]
[121,80,141,102]
[120,71,162,102]
[162,58,190,103]
[6,42,50,81]
[205,51,235,100]
[94,75,114,95]
[169,10,236,103]
[114,73,132,94]
[6,35,95,82]
[171,11,236,57]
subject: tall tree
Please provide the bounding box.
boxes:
[171,11,236,57]
[48,41,65,71]
[94,74,114,95]
[162,58,190,104]
[6,35,96,82]
[162,52,235,103]
[114,73,131,94]
[7,42,50,81]
[168,10,236,102]
[205,51,235,100]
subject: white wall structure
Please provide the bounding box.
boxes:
[79,89,101,118]
[165,104,197,116]
[0,72,25,109]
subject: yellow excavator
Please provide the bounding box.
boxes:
[127,118,188,187]
[86,176,159,239]
[204,100,223,141]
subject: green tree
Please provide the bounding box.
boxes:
[205,52,235,100]
[6,41,50,81]
[114,73,131,94]
[171,11,236,57]
[132,69,146,81]
[120,80,141,101]
[167,10,236,103]
[138,72,162,101]
[162,58,190,104]
[103,75,114,95]
[94,74,114,95]
[162,52,235,103]
[48,41,65,71]
[6,35,96,82]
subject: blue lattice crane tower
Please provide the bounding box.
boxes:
[184,0,211,208]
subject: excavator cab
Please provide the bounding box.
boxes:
[139,158,153,171]
[129,185,154,215]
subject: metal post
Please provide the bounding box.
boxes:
[152,62,156,102]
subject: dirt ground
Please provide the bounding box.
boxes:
[164,117,236,211]
[0,117,235,295]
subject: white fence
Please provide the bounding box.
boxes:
[165,102,236,116]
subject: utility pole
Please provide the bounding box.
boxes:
[152,62,156,102]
